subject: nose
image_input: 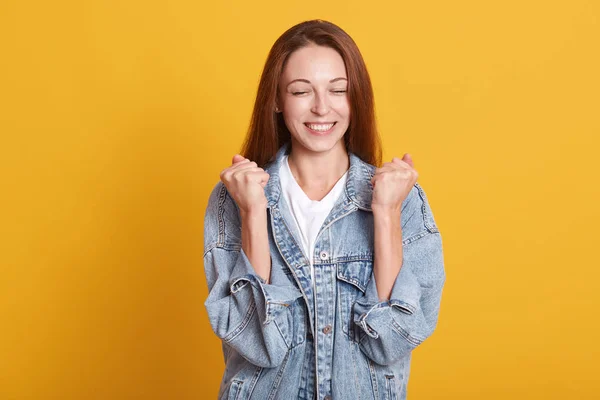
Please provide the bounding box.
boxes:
[311,91,330,115]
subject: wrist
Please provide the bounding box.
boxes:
[240,204,268,219]
[372,205,401,219]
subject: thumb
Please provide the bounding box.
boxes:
[402,153,414,168]
[259,173,270,188]
[232,154,246,164]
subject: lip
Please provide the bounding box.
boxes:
[304,122,337,136]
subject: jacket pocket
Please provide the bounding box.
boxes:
[228,380,244,400]
[221,364,263,400]
[385,374,398,400]
[277,297,307,349]
[336,259,372,341]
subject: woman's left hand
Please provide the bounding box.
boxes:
[371,153,418,213]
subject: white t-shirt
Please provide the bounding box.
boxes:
[279,154,348,283]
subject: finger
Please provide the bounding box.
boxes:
[371,172,388,185]
[221,161,251,180]
[260,172,270,183]
[232,154,246,164]
[230,160,257,171]
[370,173,389,187]
[233,169,269,183]
[259,173,270,187]
[231,167,265,180]
[391,157,412,169]
[249,171,270,186]
[373,168,418,185]
[402,153,414,168]
[222,164,259,182]
[374,165,397,175]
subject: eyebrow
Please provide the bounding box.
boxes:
[286,77,347,87]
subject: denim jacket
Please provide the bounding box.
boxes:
[203,144,445,400]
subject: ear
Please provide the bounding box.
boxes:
[274,93,283,113]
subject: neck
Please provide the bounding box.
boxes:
[287,141,349,201]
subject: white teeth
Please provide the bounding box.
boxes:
[306,123,334,132]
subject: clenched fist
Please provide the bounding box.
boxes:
[220,155,270,214]
[371,153,418,213]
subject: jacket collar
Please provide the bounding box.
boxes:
[263,143,376,211]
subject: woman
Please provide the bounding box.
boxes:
[203,19,445,400]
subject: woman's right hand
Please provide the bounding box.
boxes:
[220,154,270,214]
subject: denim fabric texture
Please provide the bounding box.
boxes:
[203,144,446,400]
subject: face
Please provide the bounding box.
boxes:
[278,44,350,156]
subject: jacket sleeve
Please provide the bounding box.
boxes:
[203,183,303,368]
[352,184,446,366]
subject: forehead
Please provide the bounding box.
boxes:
[281,45,347,83]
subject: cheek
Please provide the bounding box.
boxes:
[333,98,351,120]
[283,98,311,119]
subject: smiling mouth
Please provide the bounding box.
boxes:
[304,122,336,132]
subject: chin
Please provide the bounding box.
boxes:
[295,135,345,154]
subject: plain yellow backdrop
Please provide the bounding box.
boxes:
[1,0,599,399]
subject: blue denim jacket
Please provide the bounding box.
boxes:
[203,144,445,400]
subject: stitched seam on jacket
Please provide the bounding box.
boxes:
[415,182,438,233]
[217,183,227,246]
[267,348,291,400]
[246,366,263,399]
[223,301,257,343]
[390,319,424,346]
[402,230,430,246]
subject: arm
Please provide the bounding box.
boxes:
[203,183,302,368]
[240,207,271,283]
[353,231,445,365]
[353,183,446,366]
[369,153,418,301]
[372,208,403,301]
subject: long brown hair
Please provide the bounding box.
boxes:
[240,19,382,168]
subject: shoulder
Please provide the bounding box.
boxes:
[203,181,242,254]
[400,182,440,245]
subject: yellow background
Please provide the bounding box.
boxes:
[1,0,599,399]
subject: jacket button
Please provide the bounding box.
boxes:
[324,396,332,400]
[319,251,329,260]
[322,325,332,334]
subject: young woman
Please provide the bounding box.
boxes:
[203,19,445,400]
